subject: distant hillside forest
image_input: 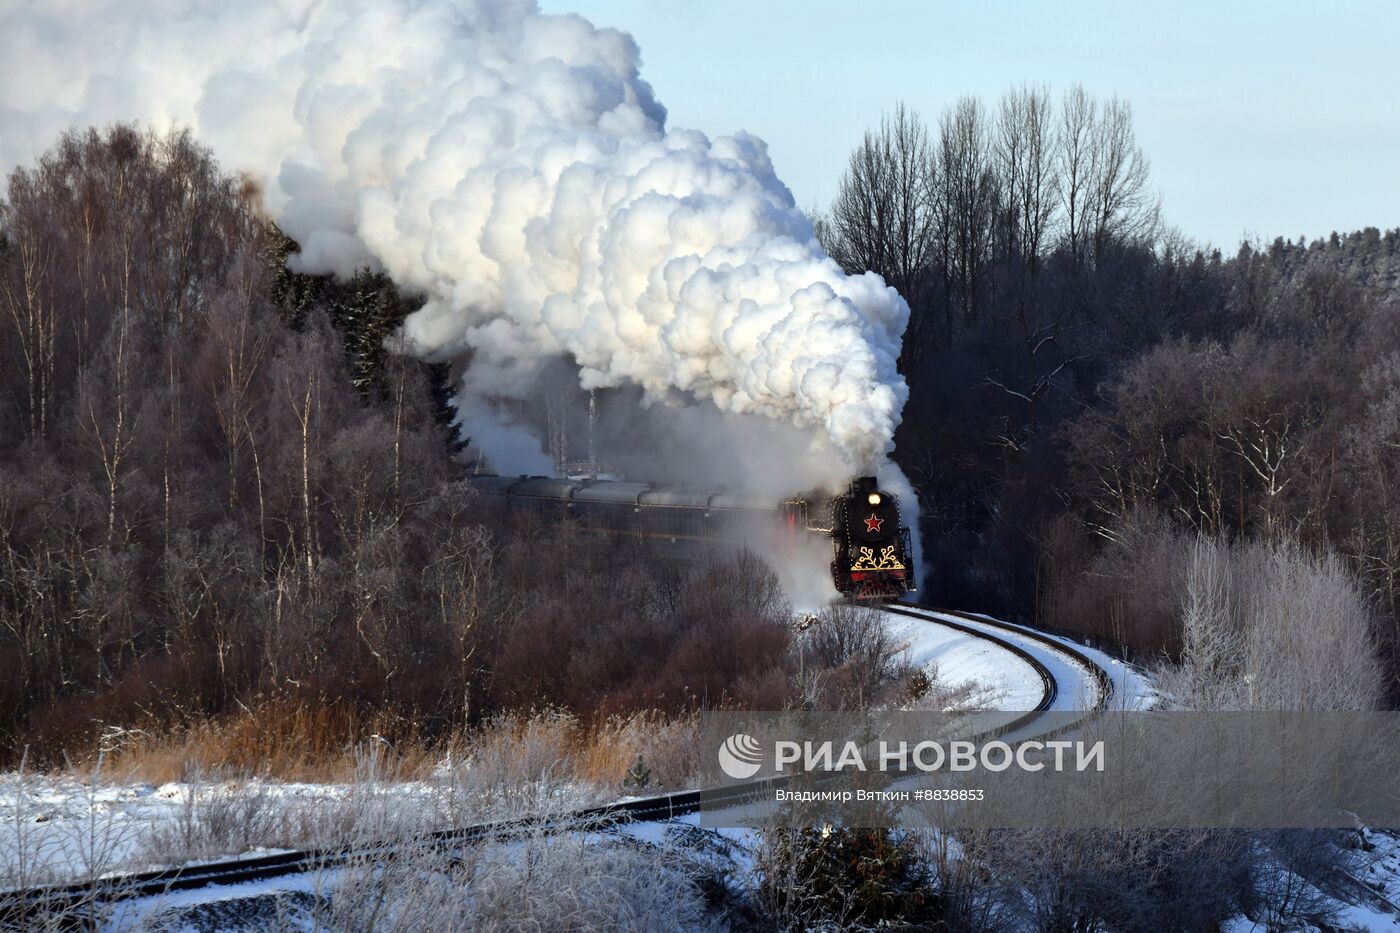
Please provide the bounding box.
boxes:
[2,85,1399,759]
[813,88,1400,691]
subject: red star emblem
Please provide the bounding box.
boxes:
[864,514,884,533]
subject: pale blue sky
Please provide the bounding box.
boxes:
[542,0,1400,250]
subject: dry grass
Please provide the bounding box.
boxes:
[573,711,699,790]
[1,708,701,895]
[46,702,699,793]
[89,699,435,784]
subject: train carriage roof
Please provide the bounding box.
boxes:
[709,492,779,511]
[464,473,784,512]
[571,481,652,505]
[505,477,580,499]
[465,474,524,497]
[639,488,711,509]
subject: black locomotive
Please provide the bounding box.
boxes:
[465,472,915,601]
[829,476,916,600]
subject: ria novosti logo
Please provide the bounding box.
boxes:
[718,733,764,779]
[715,732,1107,780]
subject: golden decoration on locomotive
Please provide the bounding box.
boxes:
[851,545,905,571]
[863,513,884,533]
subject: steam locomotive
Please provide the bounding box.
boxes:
[828,476,915,600]
[465,473,915,600]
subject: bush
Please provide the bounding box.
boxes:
[1155,534,1384,711]
[755,825,939,929]
[795,603,912,708]
[963,827,1250,932]
[315,830,711,933]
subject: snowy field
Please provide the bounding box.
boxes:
[0,766,604,888]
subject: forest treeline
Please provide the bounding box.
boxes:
[2,82,1399,760]
[0,127,926,763]
[815,85,1400,691]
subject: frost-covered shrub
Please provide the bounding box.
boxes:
[1157,536,1383,710]
[315,831,711,933]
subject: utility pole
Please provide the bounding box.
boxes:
[587,389,597,477]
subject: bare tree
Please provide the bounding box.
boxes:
[827,103,938,358]
[1237,538,1383,710]
[1158,535,1245,710]
[995,84,1059,274]
[1151,534,1384,711]
[1058,84,1097,265]
[936,96,997,326]
[1087,96,1157,260]
[1058,85,1157,266]
[0,175,58,440]
[797,603,906,707]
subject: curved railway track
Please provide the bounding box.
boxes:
[887,605,1114,715]
[0,605,1116,927]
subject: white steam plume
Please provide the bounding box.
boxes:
[0,0,908,468]
[453,397,554,476]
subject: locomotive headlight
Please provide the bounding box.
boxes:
[867,493,882,506]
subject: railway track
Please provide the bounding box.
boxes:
[0,605,1115,927]
[886,605,1115,715]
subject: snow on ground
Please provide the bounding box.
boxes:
[98,820,1400,931]
[1220,828,1400,931]
[14,611,1400,931]
[912,607,1158,710]
[1334,829,1400,930]
[102,871,325,932]
[0,768,597,887]
[1332,898,1400,931]
[0,773,372,883]
[2,606,1135,889]
[881,608,1046,710]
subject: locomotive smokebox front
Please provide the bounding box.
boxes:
[849,475,881,503]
